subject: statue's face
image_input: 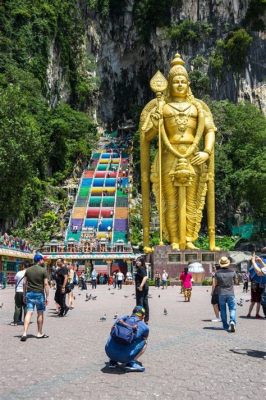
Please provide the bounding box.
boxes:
[170,75,189,98]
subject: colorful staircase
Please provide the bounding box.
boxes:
[66,150,130,247]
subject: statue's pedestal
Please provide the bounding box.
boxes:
[150,245,228,281]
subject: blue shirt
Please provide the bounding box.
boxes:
[105,315,149,363]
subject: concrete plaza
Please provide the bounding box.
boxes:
[0,284,265,400]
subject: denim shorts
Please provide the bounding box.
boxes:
[26,291,46,312]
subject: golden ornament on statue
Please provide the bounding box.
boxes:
[150,71,168,94]
[139,52,219,251]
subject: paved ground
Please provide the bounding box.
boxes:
[0,284,265,400]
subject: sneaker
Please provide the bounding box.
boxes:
[109,360,118,369]
[124,361,145,372]
[229,321,236,333]
[211,318,221,322]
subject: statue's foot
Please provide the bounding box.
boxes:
[144,246,154,254]
[171,242,180,250]
[186,242,199,250]
[210,246,220,251]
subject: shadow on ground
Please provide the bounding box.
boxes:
[101,362,127,375]
[203,326,224,331]
[230,349,266,359]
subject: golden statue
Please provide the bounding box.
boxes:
[140,52,219,252]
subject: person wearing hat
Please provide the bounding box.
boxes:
[21,253,49,341]
[214,256,237,332]
[105,306,149,372]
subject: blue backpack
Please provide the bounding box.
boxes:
[111,317,138,345]
[73,272,78,285]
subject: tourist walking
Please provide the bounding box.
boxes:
[80,272,87,290]
[91,268,98,289]
[67,264,75,309]
[161,269,168,289]
[211,265,221,322]
[116,270,124,289]
[214,256,237,332]
[112,272,117,289]
[105,306,149,372]
[242,272,249,293]
[246,278,263,318]
[154,270,161,289]
[21,253,49,341]
[250,254,266,317]
[55,259,69,317]
[10,264,27,326]
[179,267,193,302]
[135,258,149,323]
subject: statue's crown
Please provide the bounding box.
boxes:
[170,53,185,67]
[169,52,188,80]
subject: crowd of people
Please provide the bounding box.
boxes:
[0,232,32,252]
[7,251,266,372]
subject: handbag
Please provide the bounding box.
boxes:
[65,283,72,294]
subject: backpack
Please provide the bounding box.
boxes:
[73,272,78,285]
[111,316,138,345]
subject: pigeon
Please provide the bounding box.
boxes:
[78,294,81,296]
[108,288,111,291]
[124,295,129,298]
[110,292,115,295]
[158,295,160,298]
[164,308,168,316]
[100,314,107,321]
[245,300,250,302]
[92,296,97,300]
[0,302,3,309]
[85,293,92,301]
[113,313,118,319]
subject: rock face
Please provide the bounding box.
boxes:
[49,0,266,122]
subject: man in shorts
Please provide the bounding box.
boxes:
[21,253,49,341]
[105,306,149,372]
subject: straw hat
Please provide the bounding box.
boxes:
[219,256,231,268]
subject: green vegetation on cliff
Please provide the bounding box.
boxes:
[210,29,253,74]
[0,1,97,229]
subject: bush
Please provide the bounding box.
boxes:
[210,29,253,74]
[167,20,213,45]
[202,279,213,286]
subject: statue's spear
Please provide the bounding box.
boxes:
[150,71,168,246]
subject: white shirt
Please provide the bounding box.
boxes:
[15,270,26,293]
[162,272,168,281]
[116,272,124,281]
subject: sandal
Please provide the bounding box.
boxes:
[20,335,27,342]
[36,334,49,339]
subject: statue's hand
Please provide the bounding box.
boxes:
[150,109,161,129]
[191,151,209,165]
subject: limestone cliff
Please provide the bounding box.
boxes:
[48,0,266,123]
